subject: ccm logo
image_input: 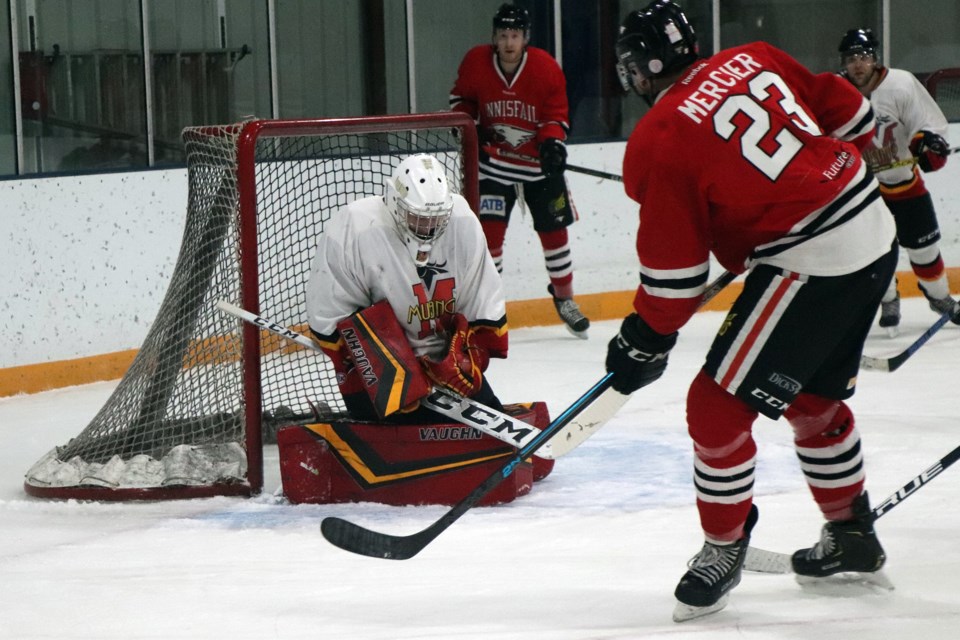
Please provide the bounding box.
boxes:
[750,388,789,411]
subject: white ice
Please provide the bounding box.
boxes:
[2,298,959,639]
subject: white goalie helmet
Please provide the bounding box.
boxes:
[384,154,454,266]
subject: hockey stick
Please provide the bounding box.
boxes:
[859,309,953,372]
[321,374,614,559]
[566,164,623,182]
[320,270,738,559]
[871,146,960,173]
[214,300,557,457]
[745,442,960,574]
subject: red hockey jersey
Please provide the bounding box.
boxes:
[623,42,893,335]
[450,44,569,184]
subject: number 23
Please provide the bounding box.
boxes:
[713,70,820,180]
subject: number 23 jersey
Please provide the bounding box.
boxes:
[622,41,895,334]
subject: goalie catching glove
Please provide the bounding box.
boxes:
[419,313,490,397]
[909,131,949,173]
[605,313,678,395]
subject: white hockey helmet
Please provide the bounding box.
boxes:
[384,154,454,265]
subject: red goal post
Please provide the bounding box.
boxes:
[24,112,479,500]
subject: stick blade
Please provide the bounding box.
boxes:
[321,516,427,560]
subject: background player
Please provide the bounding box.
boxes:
[839,28,958,335]
[449,3,590,338]
[608,0,895,622]
[305,154,508,421]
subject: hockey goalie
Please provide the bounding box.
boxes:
[275,154,553,507]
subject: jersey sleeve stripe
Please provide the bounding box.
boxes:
[638,263,711,299]
[830,99,874,141]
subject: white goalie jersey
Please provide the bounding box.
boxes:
[306,193,507,362]
[862,67,949,186]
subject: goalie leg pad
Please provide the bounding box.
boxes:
[336,300,431,418]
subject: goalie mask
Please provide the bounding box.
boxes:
[385,154,454,266]
[616,1,698,97]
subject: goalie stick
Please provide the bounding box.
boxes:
[744,442,960,574]
[214,300,557,457]
[320,270,738,559]
[859,309,954,372]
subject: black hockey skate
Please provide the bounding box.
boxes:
[878,292,900,337]
[792,492,888,585]
[548,285,590,339]
[673,504,758,622]
[920,285,960,325]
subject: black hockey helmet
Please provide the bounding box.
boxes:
[493,3,530,34]
[616,0,698,93]
[838,28,879,62]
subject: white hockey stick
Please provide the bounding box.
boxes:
[214,300,556,458]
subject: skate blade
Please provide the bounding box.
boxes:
[884,326,900,338]
[564,325,589,340]
[795,569,895,591]
[672,594,730,623]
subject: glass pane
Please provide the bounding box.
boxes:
[890,0,960,121]
[149,0,271,166]
[1,2,15,175]
[274,0,366,119]
[15,0,147,174]
[719,0,879,74]
[411,0,504,114]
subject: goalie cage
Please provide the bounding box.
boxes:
[23,112,479,500]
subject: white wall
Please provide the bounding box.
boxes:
[3,128,960,368]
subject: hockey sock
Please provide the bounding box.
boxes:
[480,219,507,273]
[538,228,574,298]
[785,393,864,521]
[687,371,758,543]
[909,246,950,300]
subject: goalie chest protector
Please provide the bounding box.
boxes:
[277,402,552,507]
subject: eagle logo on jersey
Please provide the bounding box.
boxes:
[491,123,535,149]
[417,260,449,289]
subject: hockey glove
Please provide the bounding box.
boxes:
[539,138,567,177]
[419,314,488,397]
[909,131,949,173]
[605,313,678,395]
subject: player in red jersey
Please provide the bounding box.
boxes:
[606,1,896,622]
[450,3,590,338]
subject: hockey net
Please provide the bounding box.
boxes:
[925,67,960,122]
[24,113,479,500]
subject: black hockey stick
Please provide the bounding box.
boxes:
[566,164,623,182]
[321,270,738,559]
[321,374,614,559]
[745,442,960,574]
[860,309,953,372]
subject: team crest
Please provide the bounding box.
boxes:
[492,124,535,149]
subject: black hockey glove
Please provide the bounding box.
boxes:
[605,313,678,395]
[539,138,567,177]
[909,131,949,173]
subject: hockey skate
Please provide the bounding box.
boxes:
[548,285,590,339]
[673,505,758,623]
[877,292,900,338]
[792,492,892,589]
[920,287,960,325]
